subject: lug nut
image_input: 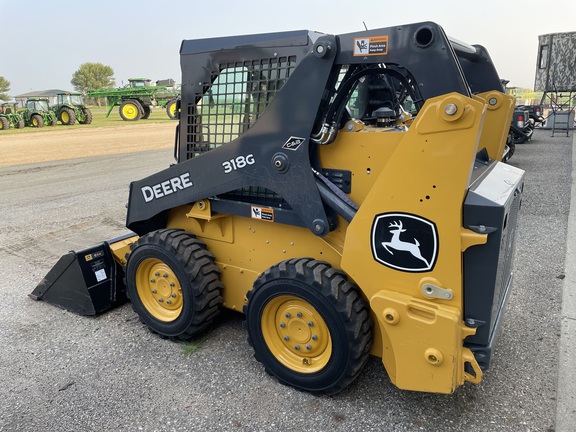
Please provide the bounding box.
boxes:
[151,290,157,294]
[280,322,286,328]
[171,293,176,298]
[311,335,318,341]
[284,336,289,341]
[150,279,156,283]
[285,312,291,318]
[297,312,302,318]
[306,345,312,351]
[170,282,175,287]
[166,300,171,304]
[154,272,159,277]
[294,345,300,350]
[163,273,168,278]
[308,321,314,327]
[158,298,163,303]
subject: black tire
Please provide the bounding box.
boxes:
[31,114,44,127]
[80,108,93,124]
[503,131,515,163]
[0,117,8,130]
[141,105,152,120]
[506,141,516,162]
[166,99,177,119]
[15,119,25,129]
[120,99,143,121]
[60,107,76,125]
[244,258,373,395]
[125,229,223,340]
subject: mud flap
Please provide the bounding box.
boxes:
[29,234,135,315]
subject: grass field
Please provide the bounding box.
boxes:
[0,106,177,136]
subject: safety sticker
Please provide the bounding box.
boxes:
[94,269,107,282]
[251,206,274,222]
[353,36,388,56]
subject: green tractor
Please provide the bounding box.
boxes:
[87,78,180,121]
[0,103,25,130]
[21,98,58,128]
[52,92,93,125]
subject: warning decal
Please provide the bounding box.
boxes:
[353,36,388,56]
[95,269,107,282]
[251,206,274,222]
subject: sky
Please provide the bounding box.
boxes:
[1,0,575,98]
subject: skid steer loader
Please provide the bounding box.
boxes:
[31,22,525,395]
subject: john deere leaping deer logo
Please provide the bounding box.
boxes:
[382,220,431,267]
[371,213,438,272]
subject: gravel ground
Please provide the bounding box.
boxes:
[0,128,571,431]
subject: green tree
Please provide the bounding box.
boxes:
[71,63,115,92]
[0,76,10,101]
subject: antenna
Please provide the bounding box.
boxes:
[363,21,368,30]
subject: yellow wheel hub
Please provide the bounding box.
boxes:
[135,258,183,322]
[261,295,332,373]
[62,111,69,123]
[122,104,139,120]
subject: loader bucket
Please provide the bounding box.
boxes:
[29,234,136,315]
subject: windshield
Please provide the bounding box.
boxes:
[27,100,49,111]
[130,80,151,88]
[70,95,84,105]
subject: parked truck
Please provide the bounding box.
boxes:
[31,22,524,395]
[511,107,534,144]
[87,78,180,121]
[517,104,545,127]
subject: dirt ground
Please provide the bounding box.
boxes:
[0,122,174,167]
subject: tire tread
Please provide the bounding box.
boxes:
[245,257,373,394]
[125,228,223,341]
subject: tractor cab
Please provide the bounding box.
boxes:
[22,98,57,127]
[0,103,25,129]
[57,92,86,107]
[27,98,50,112]
[53,92,93,125]
[1,103,15,114]
[128,78,153,88]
